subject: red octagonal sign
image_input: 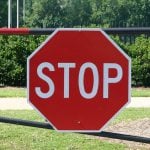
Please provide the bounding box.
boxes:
[27,28,131,132]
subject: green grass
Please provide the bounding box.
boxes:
[0,127,126,150]
[0,87,26,97]
[131,87,150,97]
[112,108,150,124]
[0,108,150,150]
[1,108,149,124]
[0,110,126,150]
[0,87,150,98]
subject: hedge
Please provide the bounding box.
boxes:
[0,35,47,86]
[0,35,149,87]
[112,35,150,87]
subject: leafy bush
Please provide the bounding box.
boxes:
[113,35,150,87]
[129,36,150,86]
[0,35,47,86]
[0,35,149,87]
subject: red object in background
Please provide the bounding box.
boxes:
[27,28,131,132]
[0,28,29,35]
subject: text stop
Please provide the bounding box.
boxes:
[35,62,123,99]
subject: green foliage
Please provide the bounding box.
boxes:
[0,0,150,27]
[112,35,150,87]
[0,35,149,87]
[24,0,150,28]
[64,0,92,27]
[129,36,150,86]
[25,0,65,28]
[0,35,47,86]
[0,1,149,86]
[0,0,7,27]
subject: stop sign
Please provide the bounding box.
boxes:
[27,28,131,132]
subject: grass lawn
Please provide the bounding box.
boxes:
[0,108,150,150]
[0,87,150,98]
[0,87,26,97]
[131,87,150,97]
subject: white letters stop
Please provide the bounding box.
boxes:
[35,62,123,99]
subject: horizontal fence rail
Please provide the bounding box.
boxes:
[0,116,150,144]
[0,27,150,35]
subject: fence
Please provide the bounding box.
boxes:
[0,27,150,144]
[0,27,150,35]
[0,27,149,44]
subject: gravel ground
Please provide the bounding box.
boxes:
[101,118,150,149]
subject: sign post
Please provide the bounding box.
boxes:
[27,28,131,132]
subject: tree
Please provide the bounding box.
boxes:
[25,0,65,28]
[65,0,92,27]
[0,0,8,27]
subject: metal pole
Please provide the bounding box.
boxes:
[23,0,25,23]
[0,28,150,35]
[17,0,19,28]
[8,0,12,28]
[0,116,150,144]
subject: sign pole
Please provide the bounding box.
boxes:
[8,0,12,28]
[23,0,26,23]
[17,0,19,28]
